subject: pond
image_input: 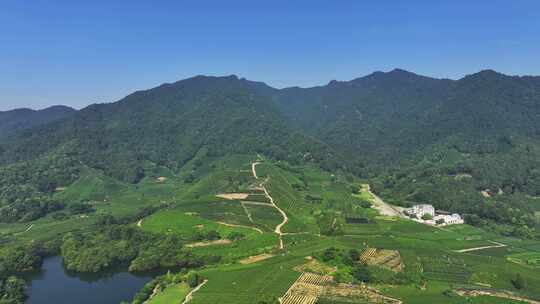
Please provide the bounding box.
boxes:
[23,256,154,304]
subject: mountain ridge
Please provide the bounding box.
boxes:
[0,68,539,226]
[0,105,76,139]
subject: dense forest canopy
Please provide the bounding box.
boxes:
[0,106,75,139]
[0,70,539,228]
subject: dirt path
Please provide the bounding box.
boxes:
[240,202,254,223]
[137,219,143,227]
[251,161,260,179]
[455,288,540,304]
[240,201,273,206]
[455,241,507,253]
[365,185,405,218]
[181,280,208,304]
[216,221,263,234]
[23,224,34,233]
[252,161,289,250]
[15,224,34,235]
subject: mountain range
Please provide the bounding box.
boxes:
[1,69,539,227]
[0,105,75,138]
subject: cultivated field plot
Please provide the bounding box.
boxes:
[280,272,402,304]
[191,256,301,304]
[359,248,403,272]
[176,200,253,227]
[507,252,540,268]
[245,192,271,203]
[281,273,333,304]
[242,202,284,232]
[321,284,402,304]
[293,258,337,275]
[421,256,472,283]
[141,208,250,237]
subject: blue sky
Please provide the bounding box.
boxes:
[1,0,539,110]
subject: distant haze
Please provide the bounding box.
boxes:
[1,1,539,111]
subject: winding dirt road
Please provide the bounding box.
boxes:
[455,241,507,253]
[217,221,263,234]
[365,185,405,218]
[252,161,288,250]
[251,161,260,179]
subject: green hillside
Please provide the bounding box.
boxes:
[1,70,540,303]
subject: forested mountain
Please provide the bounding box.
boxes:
[1,76,341,179]
[0,75,341,222]
[0,70,539,230]
[269,69,540,233]
[0,105,75,139]
[270,69,540,165]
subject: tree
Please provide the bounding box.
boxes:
[0,276,27,303]
[349,249,360,262]
[358,200,371,208]
[226,231,245,241]
[322,247,337,262]
[511,273,526,290]
[351,264,373,283]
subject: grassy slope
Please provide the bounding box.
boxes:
[147,283,190,304]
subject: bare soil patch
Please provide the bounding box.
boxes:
[294,257,337,275]
[364,184,405,218]
[360,248,403,272]
[455,288,540,304]
[186,239,232,248]
[454,173,472,180]
[216,193,249,200]
[239,253,274,264]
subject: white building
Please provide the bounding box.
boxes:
[405,204,463,226]
[406,204,435,218]
[433,213,464,226]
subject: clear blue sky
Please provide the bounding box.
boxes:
[1,0,539,111]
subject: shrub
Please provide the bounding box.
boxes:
[351,264,373,283]
[187,271,201,288]
[511,273,526,290]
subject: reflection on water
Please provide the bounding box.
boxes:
[23,256,155,304]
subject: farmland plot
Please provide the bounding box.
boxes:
[359,248,403,272]
[281,273,333,304]
[421,256,472,283]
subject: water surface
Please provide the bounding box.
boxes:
[24,256,154,304]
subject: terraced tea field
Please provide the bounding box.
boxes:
[421,256,472,283]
